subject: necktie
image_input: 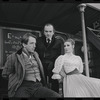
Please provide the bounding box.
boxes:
[47,38,50,43]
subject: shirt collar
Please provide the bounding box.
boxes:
[46,38,52,43]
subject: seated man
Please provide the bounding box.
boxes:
[2,33,61,98]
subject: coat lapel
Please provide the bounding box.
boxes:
[43,35,55,49]
[48,36,55,48]
[16,54,25,77]
[33,52,47,86]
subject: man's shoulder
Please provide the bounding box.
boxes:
[37,36,45,41]
[7,52,16,59]
[34,51,38,55]
[55,37,63,44]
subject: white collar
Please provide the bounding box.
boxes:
[46,38,51,43]
[46,38,51,41]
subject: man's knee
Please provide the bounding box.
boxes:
[34,86,61,97]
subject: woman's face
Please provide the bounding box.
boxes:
[64,41,74,53]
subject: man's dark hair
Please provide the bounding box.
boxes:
[44,23,55,32]
[21,33,36,44]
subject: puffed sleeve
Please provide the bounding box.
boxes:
[51,55,64,79]
[78,56,83,73]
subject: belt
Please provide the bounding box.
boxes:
[66,68,80,75]
[23,79,40,83]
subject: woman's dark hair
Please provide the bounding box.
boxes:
[21,33,36,44]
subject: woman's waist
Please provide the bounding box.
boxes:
[66,68,80,75]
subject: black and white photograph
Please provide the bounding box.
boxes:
[0,3,100,98]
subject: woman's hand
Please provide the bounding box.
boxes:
[51,73,61,79]
[58,78,63,83]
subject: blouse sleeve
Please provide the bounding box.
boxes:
[78,56,83,73]
[52,55,64,79]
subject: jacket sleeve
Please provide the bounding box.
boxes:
[61,41,64,55]
[2,53,15,79]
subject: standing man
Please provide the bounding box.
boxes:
[2,33,61,97]
[36,24,64,93]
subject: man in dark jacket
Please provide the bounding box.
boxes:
[2,33,61,97]
[36,24,64,93]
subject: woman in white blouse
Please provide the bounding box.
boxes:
[52,38,100,97]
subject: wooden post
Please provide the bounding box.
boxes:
[78,4,89,77]
[0,28,3,68]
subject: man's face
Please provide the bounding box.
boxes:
[23,36,36,53]
[44,25,54,39]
